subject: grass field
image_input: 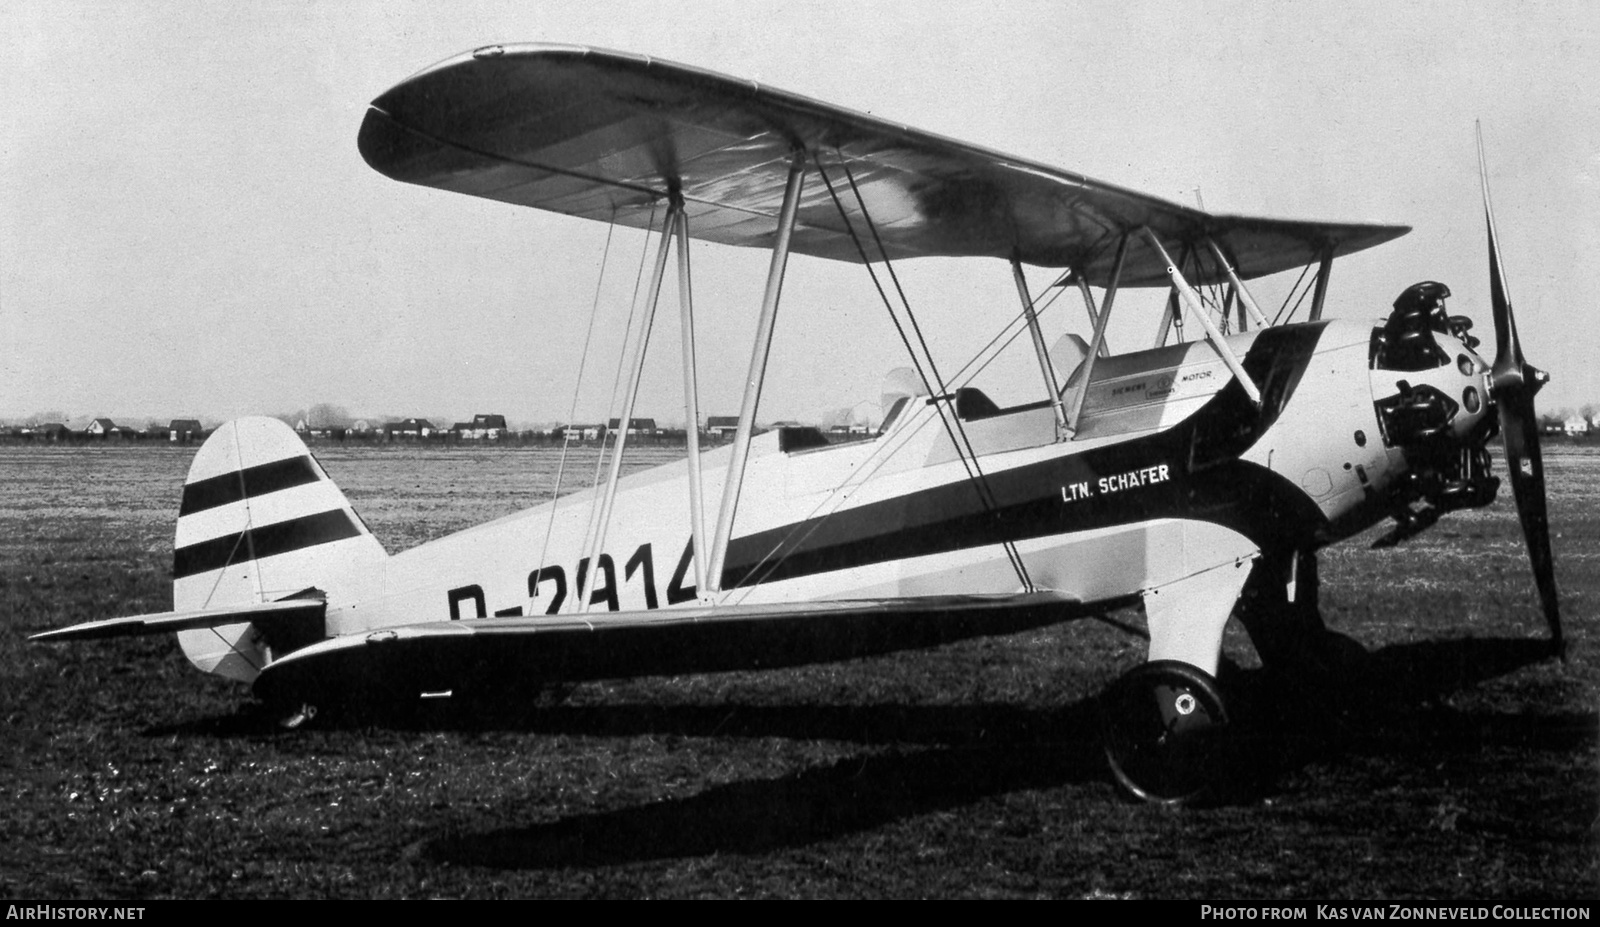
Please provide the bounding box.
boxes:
[1,442,1595,899]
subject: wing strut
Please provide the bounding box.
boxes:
[675,208,709,592]
[1065,234,1128,435]
[1141,229,1263,407]
[581,198,680,612]
[1073,276,1112,358]
[705,153,808,596]
[1204,238,1270,328]
[1227,286,1246,332]
[1153,242,1192,348]
[1010,255,1069,438]
[1308,242,1336,321]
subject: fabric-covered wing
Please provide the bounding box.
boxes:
[252,591,1088,707]
[359,43,1408,288]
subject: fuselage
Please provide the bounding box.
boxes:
[315,317,1496,643]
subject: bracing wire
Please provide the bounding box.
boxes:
[1190,244,1229,334]
[1271,262,1315,326]
[799,158,1032,591]
[579,202,660,577]
[947,276,1073,387]
[533,213,618,594]
[1285,269,1317,323]
[834,164,992,457]
[726,263,1073,601]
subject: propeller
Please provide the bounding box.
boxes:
[1477,124,1563,657]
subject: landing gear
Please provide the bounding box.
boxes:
[1235,548,1338,670]
[279,703,318,730]
[1100,660,1231,804]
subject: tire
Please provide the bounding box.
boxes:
[1101,660,1231,805]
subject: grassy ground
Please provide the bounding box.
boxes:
[1,442,1594,899]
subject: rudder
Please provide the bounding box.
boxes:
[174,417,387,682]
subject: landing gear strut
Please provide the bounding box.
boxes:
[1101,660,1231,804]
[1234,548,1328,670]
[1235,547,1367,686]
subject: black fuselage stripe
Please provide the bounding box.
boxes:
[179,456,322,516]
[721,323,1335,589]
[173,509,361,579]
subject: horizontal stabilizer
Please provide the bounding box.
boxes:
[31,599,326,643]
[254,591,1088,708]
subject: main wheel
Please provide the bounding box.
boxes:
[1101,660,1231,804]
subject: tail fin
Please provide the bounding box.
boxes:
[174,417,387,681]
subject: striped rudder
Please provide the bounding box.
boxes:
[174,417,387,681]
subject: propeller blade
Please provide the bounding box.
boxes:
[1498,376,1562,655]
[1478,123,1523,384]
[1478,124,1563,657]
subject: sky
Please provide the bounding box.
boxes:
[4,0,1598,429]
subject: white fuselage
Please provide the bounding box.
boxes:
[321,319,1412,646]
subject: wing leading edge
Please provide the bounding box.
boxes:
[252,591,1090,708]
[359,43,1408,288]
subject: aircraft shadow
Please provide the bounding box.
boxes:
[416,635,1570,870]
[423,703,1108,869]
[1221,635,1583,788]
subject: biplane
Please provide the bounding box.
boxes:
[34,44,1562,803]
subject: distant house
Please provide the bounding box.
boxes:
[33,423,70,441]
[452,413,508,440]
[825,423,872,444]
[87,417,116,437]
[1563,416,1589,437]
[169,419,204,443]
[706,415,740,438]
[571,423,606,441]
[608,417,656,436]
[384,418,435,439]
[351,420,371,434]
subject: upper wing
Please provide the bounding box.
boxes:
[251,591,1089,707]
[358,43,1408,287]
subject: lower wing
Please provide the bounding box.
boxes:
[252,591,1093,709]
